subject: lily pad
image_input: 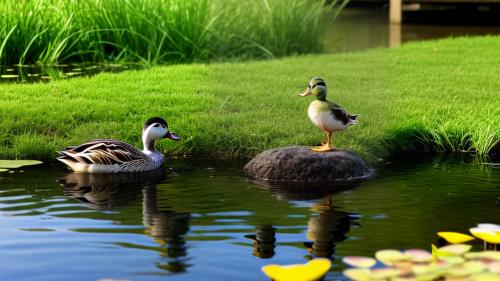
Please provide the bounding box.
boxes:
[437,231,475,244]
[438,244,473,256]
[0,168,9,172]
[342,256,377,268]
[404,249,433,263]
[375,249,410,265]
[477,224,500,233]
[0,160,43,169]
[261,258,331,281]
[465,251,500,261]
[470,227,500,244]
[343,268,371,281]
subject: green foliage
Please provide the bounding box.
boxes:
[0,0,339,65]
[0,36,499,163]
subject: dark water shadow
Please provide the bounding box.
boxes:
[59,169,191,273]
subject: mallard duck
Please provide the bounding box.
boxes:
[57,117,180,173]
[299,77,358,152]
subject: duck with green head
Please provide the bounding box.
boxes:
[299,77,359,152]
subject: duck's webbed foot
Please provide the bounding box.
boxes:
[311,144,334,152]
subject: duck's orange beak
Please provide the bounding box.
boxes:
[165,132,181,140]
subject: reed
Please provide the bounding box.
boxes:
[0,0,340,66]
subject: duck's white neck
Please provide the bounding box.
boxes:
[142,131,157,153]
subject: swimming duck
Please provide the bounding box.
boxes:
[299,77,358,152]
[57,117,180,173]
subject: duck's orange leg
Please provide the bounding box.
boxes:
[312,131,333,152]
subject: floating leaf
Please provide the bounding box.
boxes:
[473,273,500,281]
[404,249,432,263]
[342,256,376,268]
[477,224,500,233]
[487,261,500,274]
[437,232,475,244]
[438,256,465,265]
[375,249,409,265]
[438,244,473,256]
[0,168,8,172]
[470,228,500,244]
[262,258,331,281]
[0,160,43,169]
[370,268,401,279]
[465,251,500,261]
[343,268,371,281]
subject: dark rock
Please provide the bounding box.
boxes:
[244,146,373,183]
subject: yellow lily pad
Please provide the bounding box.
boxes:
[437,232,475,244]
[470,228,500,244]
[464,251,500,261]
[438,244,473,256]
[342,256,377,268]
[342,268,371,281]
[470,273,500,281]
[487,261,500,274]
[438,256,465,265]
[262,258,331,281]
[0,160,43,169]
[447,261,487,277]
[375,249,409,265]
[404,249,433,263]
[370,268,401,279]
[0,168,8,172]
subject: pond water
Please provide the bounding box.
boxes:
[1,156,499,281]
[325,7,500,53]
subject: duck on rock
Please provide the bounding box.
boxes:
[299,77,359,152]
[57,117,180,173]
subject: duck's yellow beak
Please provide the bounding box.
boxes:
[298,88,312,97]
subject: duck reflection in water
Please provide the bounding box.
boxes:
[59,168,191,273]
[249,181,360,260]
[244,225,277,259]
[304,197,356,260]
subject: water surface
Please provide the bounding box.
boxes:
[0,157,499,281]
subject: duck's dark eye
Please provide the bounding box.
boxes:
[308,85,311,89]
[153,124,160,127]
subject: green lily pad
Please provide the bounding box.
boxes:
[0,168,9,172]
[0,160,43,169]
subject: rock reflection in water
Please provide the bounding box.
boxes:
[59,169,191,273]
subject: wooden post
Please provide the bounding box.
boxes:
[389,24,402,48]
[390,0,402,24]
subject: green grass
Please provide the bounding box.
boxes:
[0,0,342,66]
[0,36,499,164]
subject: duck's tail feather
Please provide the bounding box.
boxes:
[348,114,359,125]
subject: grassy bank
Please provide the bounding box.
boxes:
[0,36,499,164]
[0,0,341,66]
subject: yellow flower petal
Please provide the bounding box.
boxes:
[437,232,475,244]
[342,256,376,268]
[262,258,331,281]
[470,228,500,244]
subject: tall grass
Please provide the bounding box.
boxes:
[0,0,342,66]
